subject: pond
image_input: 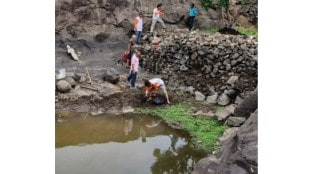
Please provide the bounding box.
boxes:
[56,112,206,174]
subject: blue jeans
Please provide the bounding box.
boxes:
[187,16,195,31]
[135,31,142,44]
[128,71,137,88]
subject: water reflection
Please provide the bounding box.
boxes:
[56,113,206,174]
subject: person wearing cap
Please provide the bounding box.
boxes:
[145,78,170,104]
[133,12,144,45]
[150,3,166,33]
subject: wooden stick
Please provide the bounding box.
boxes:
[80,85,99,91]
[84,66,92,84]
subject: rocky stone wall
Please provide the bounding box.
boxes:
[140,29,257,106]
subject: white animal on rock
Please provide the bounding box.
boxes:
[66,45,79,61]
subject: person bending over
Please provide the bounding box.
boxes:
[145,78,170,104]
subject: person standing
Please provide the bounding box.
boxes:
[150,3,166,34]
[144,78,170,104]
[128,50,141,90]
[187,3,198,31]
[126,34,136,68]
[134,12,144,45]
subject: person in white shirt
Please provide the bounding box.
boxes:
[150,3,166,33]
[133,12,144,45]
[145,78,170,104]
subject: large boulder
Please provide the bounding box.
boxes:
[234,88,257,118]
[102,68,120,84]
[56,80,71,93]
[193,109,258,174]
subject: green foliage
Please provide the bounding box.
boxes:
[236,27,258,36]
[205,28,219,34]
[201,0,213,10]
[201,0,230,10]
[217,0,230,9]
[136,104,227,153]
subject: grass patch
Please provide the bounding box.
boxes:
[136,104,227,153]
[204,28,219,34]
[236,27,258,37]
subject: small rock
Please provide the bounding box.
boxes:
[234,96,244,105]
[194,91,206,101]
[225,104,236,114]
[144,44,151,51]
[90,110,103,116]
[122,106,135,113]
[180,65,189,71]
[74,73,87,83]
[231,60,237,66]
[226,117,246,127]
[226,76,239,85]
[178,86,195,95]
[217,93,230,106]
[191,52,198,60]
[56,80,71,93]
[174,53,182,59]
[206,93,218,104]
[215,107,231,121]
[226,64,231,71]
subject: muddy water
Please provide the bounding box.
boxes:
[56,113,206,174]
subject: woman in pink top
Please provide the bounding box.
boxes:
[127,50,141,90]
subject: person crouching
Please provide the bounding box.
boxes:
[144,78,170,104]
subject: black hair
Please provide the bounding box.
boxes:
[157,3,162,8]
[145,80,151,87]
[191,3,195,8]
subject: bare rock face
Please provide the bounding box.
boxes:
[55,0,257,39]
[192,109,258,174]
